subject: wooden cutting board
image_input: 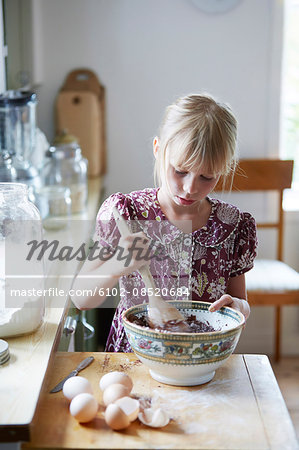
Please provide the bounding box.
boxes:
[56,69,107,177]
[22,352,298,450]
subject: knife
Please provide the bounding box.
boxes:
[50,356,94,393]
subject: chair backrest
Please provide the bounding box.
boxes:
[215,159,294,261]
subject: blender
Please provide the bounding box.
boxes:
[0,90,40,187]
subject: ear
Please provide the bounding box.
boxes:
[153,136,160,159]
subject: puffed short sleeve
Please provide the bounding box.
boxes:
[230,212,258,277]
[93,192,131,252]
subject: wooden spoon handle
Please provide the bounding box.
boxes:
[113,207,156,288]
[112,207,131,237]
[139,265,157,291]
[112,206,189,329]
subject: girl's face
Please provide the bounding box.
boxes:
[163,159,220,208]
[153,137,221,210]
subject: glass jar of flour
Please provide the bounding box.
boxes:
[0,183,45,337]
[41,131,88,214]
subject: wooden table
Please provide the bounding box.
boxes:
[0,178,103,443]
[23,352,298,450]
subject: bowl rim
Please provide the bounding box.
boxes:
[122,300,245,337]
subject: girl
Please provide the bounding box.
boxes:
[72,93,257,352]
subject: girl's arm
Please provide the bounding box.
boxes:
[208,274,250,320]
[71,232,151,310]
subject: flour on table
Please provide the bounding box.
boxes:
[150,378,246,434]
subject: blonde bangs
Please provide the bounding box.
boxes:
[166,127,234,177]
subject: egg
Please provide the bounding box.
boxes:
[69,393,98,423]
[104,403,130,430]
[114,396,140,422]
[102,383,130,406]
[99,371,133,393]
[63,376,93,401]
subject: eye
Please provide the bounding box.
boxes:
[201,176,214,181]
[174,169,188,176]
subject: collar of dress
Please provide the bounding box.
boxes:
[127,188,241,248]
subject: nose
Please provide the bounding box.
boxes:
[183,175,198,196]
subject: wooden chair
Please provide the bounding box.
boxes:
[215,159,299,361]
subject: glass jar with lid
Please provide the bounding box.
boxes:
[41,131,88,214]
[0,183,45,337]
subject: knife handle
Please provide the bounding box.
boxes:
[76,356,94,372]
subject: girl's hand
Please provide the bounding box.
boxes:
[111,231,153,277]
[208,294,250,320]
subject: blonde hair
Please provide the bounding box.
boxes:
[154,93,238,187]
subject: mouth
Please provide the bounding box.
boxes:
[177,196,195,206]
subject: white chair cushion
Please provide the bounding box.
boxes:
[246,259,299,292]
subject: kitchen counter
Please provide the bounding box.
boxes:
[0,177,104,443]
[23,352,298,450]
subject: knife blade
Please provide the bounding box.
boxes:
[50,356,94,393]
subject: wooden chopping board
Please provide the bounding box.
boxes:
[22,352,298,450]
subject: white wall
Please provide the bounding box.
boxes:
[21,0,299,356]
[34,0,281,193]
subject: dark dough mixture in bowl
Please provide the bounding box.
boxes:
[127,312,218,333]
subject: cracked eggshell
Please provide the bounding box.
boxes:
[69,393,98,423]
[63,376,93,401]
[105,403,130,430]
[114,396,140,422]
[99,371,133,393]
[138,407,170,428]
[102,383,130,406]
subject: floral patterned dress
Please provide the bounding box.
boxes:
[94,188,257,352]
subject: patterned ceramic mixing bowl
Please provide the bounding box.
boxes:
[122,301,245,386]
